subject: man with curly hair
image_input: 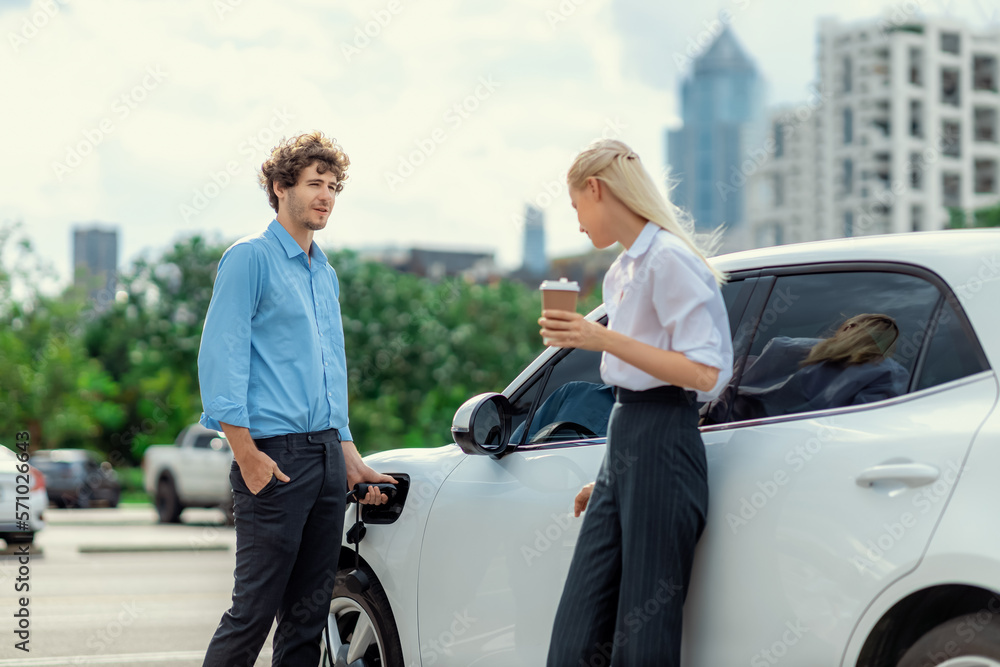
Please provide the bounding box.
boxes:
[198,131,396,666]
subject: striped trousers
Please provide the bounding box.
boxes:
[547,385,708,667]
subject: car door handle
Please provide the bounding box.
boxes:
[855,462,940,488]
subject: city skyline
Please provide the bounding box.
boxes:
[2,0,996,296]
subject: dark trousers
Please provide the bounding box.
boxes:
[203,430,347,667]
[547,386,708,667]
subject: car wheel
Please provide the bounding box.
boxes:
[107,491,120,509]
[320,566,404,667]
[897,616,1000,667]
[3,532,35,545]
[155,477,183,524]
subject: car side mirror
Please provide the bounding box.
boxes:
[451,392,512,456]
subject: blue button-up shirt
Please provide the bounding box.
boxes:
[198,219,353,442]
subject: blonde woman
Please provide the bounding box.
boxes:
[539,139,733,666]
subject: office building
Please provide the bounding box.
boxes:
[667,26,765,249]
[72,226,118,299]
[521,204,548,277]
[749,16,1000,245]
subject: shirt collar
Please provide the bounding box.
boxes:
[624,221,660,259]
[267,219,329,267]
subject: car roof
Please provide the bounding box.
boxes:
[710,229,1000,278]
[30,449,97,462]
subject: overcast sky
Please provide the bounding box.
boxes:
[0,0,993,293]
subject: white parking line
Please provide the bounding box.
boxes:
[0,651,208,665]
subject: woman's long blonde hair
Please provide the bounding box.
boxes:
[801,313,900,367]
[566,138,726,284]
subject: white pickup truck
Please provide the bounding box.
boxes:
[143,424,233,523]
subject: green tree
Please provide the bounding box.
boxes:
[948,204,1000,228]
[82,235,230,461]
[0,221,123,451]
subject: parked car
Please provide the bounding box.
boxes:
[323,230,1000,666]
[143,424,233,524]
[30,449,121,508]
[0,445,46,545]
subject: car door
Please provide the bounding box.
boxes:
[683,265,996,666]
[416,278,755,666]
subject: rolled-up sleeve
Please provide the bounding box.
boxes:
[649,247,730,393]
[198,243,261,431]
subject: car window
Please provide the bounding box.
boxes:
[915,298,990,391]
[193,434,215,449]
[728,270,941,422]
[511,347,611,445]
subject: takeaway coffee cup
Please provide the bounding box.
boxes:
[539,277,580,313]
[540,278,580,346]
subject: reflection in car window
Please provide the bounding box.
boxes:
[511,381,616,444]
[508,375,542,445]
[511,345,607,446]
[916,299,990,390]
[729,271,940,421]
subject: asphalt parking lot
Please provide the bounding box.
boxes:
[0,506,280,666]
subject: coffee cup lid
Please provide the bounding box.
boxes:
[539,277,580,292]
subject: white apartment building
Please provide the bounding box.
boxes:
[749,15,1000,246]
[746,102,820,246]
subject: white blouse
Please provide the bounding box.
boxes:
[600,222,734,402]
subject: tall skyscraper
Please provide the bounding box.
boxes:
[73,226,118,299]
[748,16,1000,246]
[667,26,765,248]
[521,204,548,277]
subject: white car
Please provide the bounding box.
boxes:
[325,230,1000,667]
[0,444,47,546]
[143,423,233,523]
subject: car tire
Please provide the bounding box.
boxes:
[155,477,183,524]
[320,564,404,667]
[896,616,1000,667]
[3,532,35,545]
